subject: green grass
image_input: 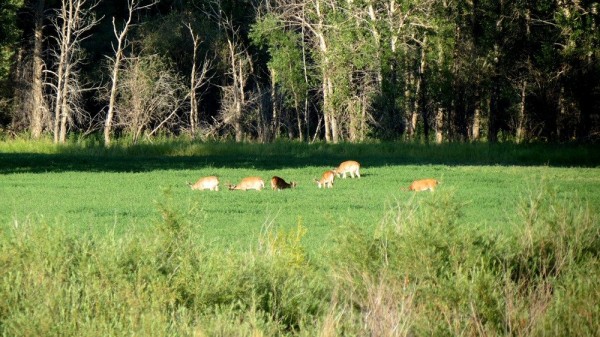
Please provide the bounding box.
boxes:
[1,139,599,336]
[1,140,599,253]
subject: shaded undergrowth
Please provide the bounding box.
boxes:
[1,138,599,174]
[0,184,598,336]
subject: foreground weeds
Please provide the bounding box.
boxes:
[1,185,598,336]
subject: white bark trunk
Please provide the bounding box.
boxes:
[31,0,45,139]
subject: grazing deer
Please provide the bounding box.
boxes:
[228,177,265,191]
[334,160,361,178]
[270,176,297,191]
[315,170,335,188]
[188,176,220,191]
[406,178,439,192]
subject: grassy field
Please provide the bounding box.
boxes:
[2,140,599,252]
[1,139,599,336]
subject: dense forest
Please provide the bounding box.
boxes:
[0,0,598,144]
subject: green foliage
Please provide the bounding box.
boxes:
[0,0,23,106]
[0,175,598,335]
[326,183,599,336]
[250,14,310,108]
[0,0,23,56]
[3,0,600,142]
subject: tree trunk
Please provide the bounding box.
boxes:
[31,0,45,139]
[57,0,88,143]
[105,1,148,146]
[361,91,367,141]
[293,91,303,141]
[413,72,423,140]
[58,65,71,143]
[488,1,504,143]
[331,113,339,143]
[104,16,128,146]
[301,22,310,142]
[472,96,481,140]
[516,7,531,144]
[271,68,279,139]
[450,22,461,141]
[404,71,417,139]
[190,76,198,136]
[471,0,482,142]
[322,72,331,142]
[104,51,121,146]
[53,1,71,143]
[327,75,339,143]
[235,54,245,142]
[516,79,527,143]
[188,28,199,137]
[315,2,337,143]
[416,36,428,141]
[488,80,499,143]
[435,107,444,143]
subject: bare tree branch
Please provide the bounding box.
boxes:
[49,0,102,143]
[103,0,158,146]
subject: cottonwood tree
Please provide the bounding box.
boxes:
[48,0,101,143]
[116,54,186,143]
[250,13,310,140]
[8,0,47,137]
[550,0,599,141]
[222,20,254,142]
[103,0,157,146]
[30,0,46,141]
[206,1,254,142]
[30,0,46,138]
[186,23,213,138]
[263,0,346,142]
[256,0,328,142]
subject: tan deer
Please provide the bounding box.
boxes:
[334,160,361,178]
[188,176,220,191]
[314,170,335,188]
[406,178,439,192]
[270,176,297,191]
[228,177,265,191]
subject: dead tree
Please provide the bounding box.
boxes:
[205,1,254,142]
[48,0,101,143]
[186,23,214,138]
[30,0,47,139]
[103,0,157,146]
[116,55,186,143]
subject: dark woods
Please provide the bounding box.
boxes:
[0,0,599,144]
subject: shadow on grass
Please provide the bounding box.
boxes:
[1,141,599,174]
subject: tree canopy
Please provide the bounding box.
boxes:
[1,0,599,143]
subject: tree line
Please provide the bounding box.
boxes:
[0,0,598,144]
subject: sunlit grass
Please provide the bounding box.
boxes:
[0,183,597,336]
[1,138,599,335]
[0,140,597,252]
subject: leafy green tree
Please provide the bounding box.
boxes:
[0,0,24,124]
[555,1,600,141]
[0,0,23,81]
[251,14,311,140]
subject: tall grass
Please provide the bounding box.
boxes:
[1,137,599,169]
[1,182,597,336]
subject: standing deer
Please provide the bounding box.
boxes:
[334,160,361,178]
[188,176,220,191]
[228,177,265,191]
[270,176,297,191]
[315,170,335,188]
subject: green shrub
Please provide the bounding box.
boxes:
[0,183,597,336]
